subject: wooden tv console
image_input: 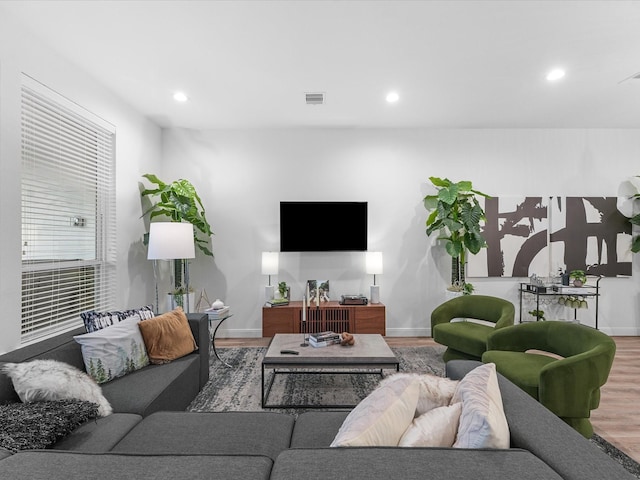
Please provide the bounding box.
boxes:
[262,301,385,337]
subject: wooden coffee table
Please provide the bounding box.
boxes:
[262,333,399,408]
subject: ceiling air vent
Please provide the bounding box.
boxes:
[305,92,325,105]
[619,72,640,84]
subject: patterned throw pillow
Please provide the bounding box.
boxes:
[81,305,154,333]
[74,316,150,384]
[0,400,99,452]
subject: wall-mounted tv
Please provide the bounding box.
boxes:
[280,201,368,252]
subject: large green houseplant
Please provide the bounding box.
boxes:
[617,175,640,253]
[423,177,490,294]
[141,174,214,305]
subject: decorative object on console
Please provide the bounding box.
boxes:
[277,281,290,300]
[0,359,112,417]
[147,222,196,313]
[307,279,330,304]
[423,177,490,295]
[366,251,383,304]
[262,251,279,302]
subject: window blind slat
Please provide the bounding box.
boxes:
[21,78,116,342]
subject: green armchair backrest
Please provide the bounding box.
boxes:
[486,321,616,420]
[431,295,516,330]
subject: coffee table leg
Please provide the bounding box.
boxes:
[262,364,277,408]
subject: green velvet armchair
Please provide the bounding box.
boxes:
[430,295,515,362]
[482,321,616,438]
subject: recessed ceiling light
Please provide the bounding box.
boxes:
[386,91,399,103]
[173,91,189,102]
[546,69,566,82]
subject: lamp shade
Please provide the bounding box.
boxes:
[366,251,383,275]
[261,252,279,275]
[147,222,196,260]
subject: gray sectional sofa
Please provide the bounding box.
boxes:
[0,326,635,479]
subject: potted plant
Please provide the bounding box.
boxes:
[528,309,545,321]
[616,175,640,253]
[277,281,290,300]
[141,174,214,310]
[569,270,587,287]
[423,177,490,294]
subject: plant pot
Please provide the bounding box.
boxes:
[445,289,464,301]
[573,279,584,287]
[167,292,195,312]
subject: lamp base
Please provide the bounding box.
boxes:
[370,285,380,304]
[265,285,275,302]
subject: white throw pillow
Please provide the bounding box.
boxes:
[398,402,462,447]
[379,372,459,416]
[0,359,112,417]
[452,362,510,449]
[74,315,149,384]
[331,376,420,447]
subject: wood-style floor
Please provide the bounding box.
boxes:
[216,335,640,463]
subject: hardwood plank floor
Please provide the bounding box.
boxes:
[216,335,640,462]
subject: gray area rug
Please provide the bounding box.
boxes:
[188,346,640,478]
[188,346,446,413]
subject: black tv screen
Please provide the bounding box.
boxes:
[280,201,368,252]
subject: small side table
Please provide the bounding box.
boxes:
[208,314,233,368]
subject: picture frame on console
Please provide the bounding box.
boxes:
[306,280,330,303]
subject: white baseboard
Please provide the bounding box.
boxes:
[215,328,263,338]
[385,327,431,337]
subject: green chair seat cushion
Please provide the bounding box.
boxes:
[433,321,495,359]
[482,350,558,399]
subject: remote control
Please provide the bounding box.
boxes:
[280,349,299,355]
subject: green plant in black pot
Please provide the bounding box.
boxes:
[141,174,214,297]
[423,177,490,294]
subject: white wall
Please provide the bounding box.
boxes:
[161,128,640,337]
[0,11,162,354]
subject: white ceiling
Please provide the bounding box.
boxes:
[3,0,640,129]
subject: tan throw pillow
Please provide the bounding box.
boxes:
[138,307,197,364]
[398,402,462,447]
[452,362,510,449]
[330,376,420,447]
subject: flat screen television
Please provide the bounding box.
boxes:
[280,201,368,252]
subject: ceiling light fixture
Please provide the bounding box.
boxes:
[546,69,566,82]
[386,91,399,103]
[173,91,189,102]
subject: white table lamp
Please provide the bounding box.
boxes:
[262,252,279,301]
[366,251,383,304]
[148,222,196,313]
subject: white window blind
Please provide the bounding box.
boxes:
[21,75,116,342]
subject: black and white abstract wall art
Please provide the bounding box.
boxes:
[467,196,632,278]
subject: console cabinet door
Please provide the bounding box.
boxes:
[355,305,386,334]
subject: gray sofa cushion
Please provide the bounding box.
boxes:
[291,411,349,447]
[100,355,199,416]
[0,451,273,480]
[111,411,295,461]
[272,448,563,480]
[446,360,637,480]
[0,448,13,460]
[53,414,142,452]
